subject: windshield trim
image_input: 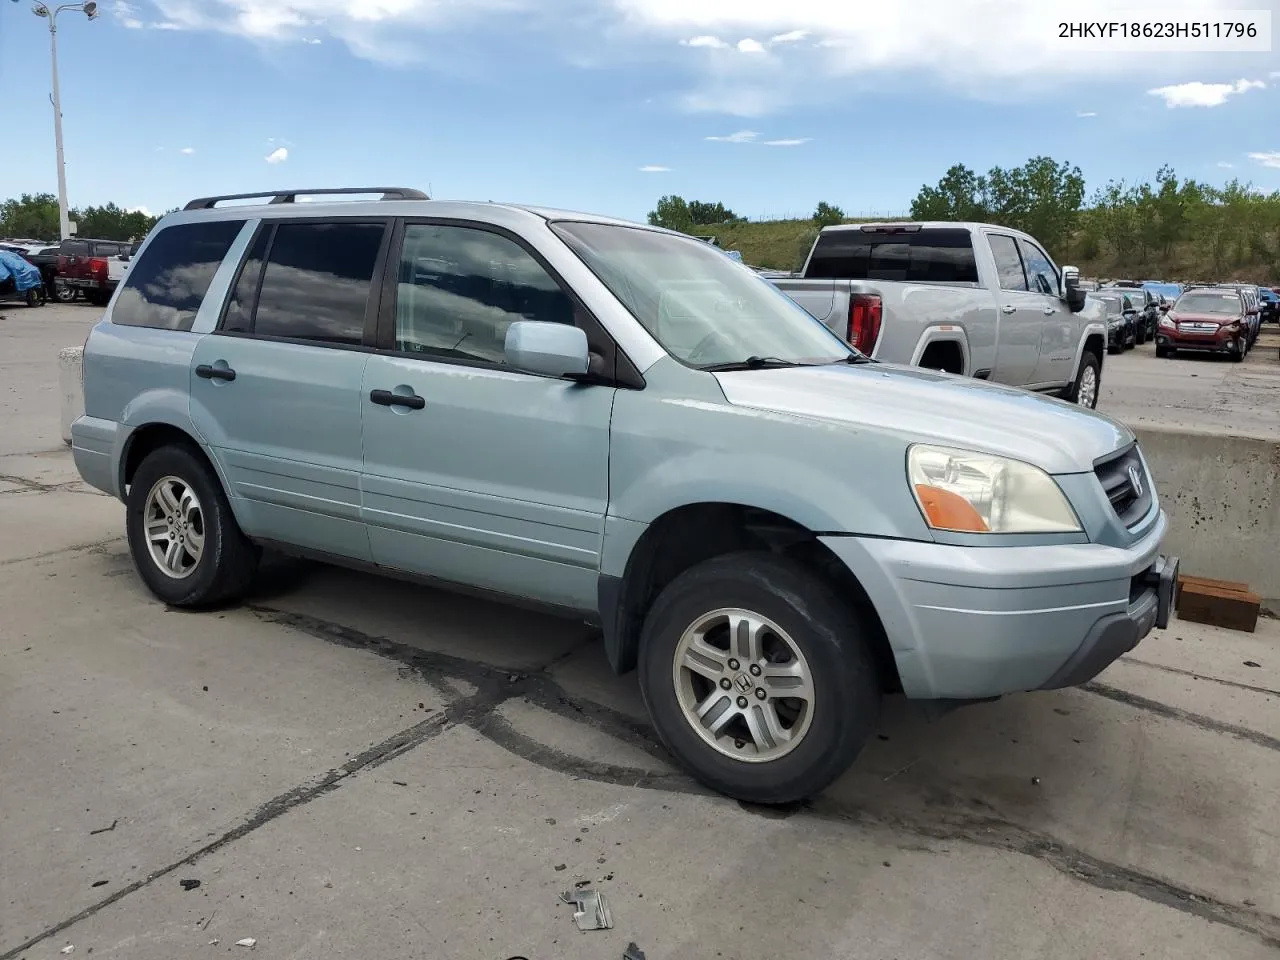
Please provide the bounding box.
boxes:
[549,219,856,372]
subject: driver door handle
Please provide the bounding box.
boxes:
[195,364,236,382]
[370,388,426,410]
[1001,304,1017,314]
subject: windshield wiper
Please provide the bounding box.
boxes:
[834,352,878,365]
[701,356,808,372]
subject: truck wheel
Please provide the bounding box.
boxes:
[126,444,260,607]
[1066,351,1101,408]
[638,551,880,804]
[87,290,111,307]
[54,285,76,303]
[1155,344,1169,358]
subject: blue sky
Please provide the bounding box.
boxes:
[1,0,1278,223]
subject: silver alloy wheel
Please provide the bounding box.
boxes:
[671,607,815,763]
[143,475,205,579]
[1077,365,1098,408]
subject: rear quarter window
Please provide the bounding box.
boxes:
[804,228,979,283]
[112,220,245,331]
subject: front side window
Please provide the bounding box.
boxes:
[113,219,245,331]
[393,223,575,365]
[553,221,851,368]
[1016,239,1059,296]
[251,221,385,345]
[987,235,1028,292]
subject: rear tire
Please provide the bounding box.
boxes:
[126,444,260,607]
[638,551,880,804]
[1155,344,1169,358]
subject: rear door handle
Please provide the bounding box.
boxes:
[195,364,236,382]
[1001,304,1017,314]
[370,389,426,410]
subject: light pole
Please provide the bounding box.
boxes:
[32,1,98,241]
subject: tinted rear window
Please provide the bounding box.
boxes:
[112,220,245,331]
[804,228,978,283]
[60,240,89,257]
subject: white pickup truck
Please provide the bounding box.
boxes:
[769,222,1108,407]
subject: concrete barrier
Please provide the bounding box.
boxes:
[1135,425,1280,611]
[59,345,83,446]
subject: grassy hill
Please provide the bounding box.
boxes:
[694,217,1280,285]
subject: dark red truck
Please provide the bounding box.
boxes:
[54,238,133,306]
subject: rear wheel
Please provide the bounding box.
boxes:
[126,444,259,606]
[53,284,76,303]
[87,290,111,307]
[638,552,880,804]
[1155,344,1170,358]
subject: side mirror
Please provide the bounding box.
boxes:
[1061,265,1086,312]
[504,321,591,378]
[1159,302,1171,312]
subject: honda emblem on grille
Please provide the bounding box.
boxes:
[1127,464,1144,498]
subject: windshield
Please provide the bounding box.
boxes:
[1145,283,1181,299]
[1174,293,1241,315]
[1095,295,1128,315]
[552,221,852,368]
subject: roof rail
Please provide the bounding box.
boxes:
[183,187,429,211]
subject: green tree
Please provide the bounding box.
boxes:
[910,163,989,221]
[0,193,61,240]
[686,200,739,225]
[76,203,158,241]
[812,201,845,228]
[648,195,694,232]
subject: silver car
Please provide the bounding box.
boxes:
[71,187,1178,804]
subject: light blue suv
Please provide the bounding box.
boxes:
[71,187,1178,804]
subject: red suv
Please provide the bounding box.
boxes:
[1156,288,1250,361]
[54,238,132,306]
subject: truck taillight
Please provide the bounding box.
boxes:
[88,257,109,279]
[847,294,882,355]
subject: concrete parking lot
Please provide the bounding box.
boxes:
[3,303,1279,959]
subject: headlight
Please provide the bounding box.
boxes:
[1108,317,1123,328]
[907,445,1082,534]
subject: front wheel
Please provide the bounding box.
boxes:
[638,552,880,804]
[126,444,260,607]
[1231,337,1245,362]
[1067,351,1101,408]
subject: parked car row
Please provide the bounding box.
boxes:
[0,236,139,307]
[1155,284,1266,360]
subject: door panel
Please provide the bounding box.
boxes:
[190,338,372,558]
[188,218,388,560]
[1019,239,1074,385]
[986,234,1042,386]
[360,356,613,611]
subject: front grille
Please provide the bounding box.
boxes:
[1094,444,1153,527]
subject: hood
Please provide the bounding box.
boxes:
[1170,311,1239,323]
[713,363,1133,475]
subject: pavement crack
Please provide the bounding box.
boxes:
[1123,657,1280,699]
[1083,681,1280,752]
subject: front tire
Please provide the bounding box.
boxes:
[126,444,259,606]
[638,552,880,804]
[1067,350,1101,408]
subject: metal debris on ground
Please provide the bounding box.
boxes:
[560,888,613,931]
[180,878,201,891]
[60,946,74,955]
[1244,660,1262,668]
[235,938,258,948]
[623,942,647,960]
[89,819,119,835]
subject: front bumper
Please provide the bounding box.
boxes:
[820,512,1175,700]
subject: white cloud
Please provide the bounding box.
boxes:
[1271,71,1280,78]
[128,205,154,217]
[1148,78,1265,108]
[1248,152,1280,169]
[304,37,322,44]
[681,35,727,48]
[1076,110,1096,118]
[763,137,810,146]
[180,146,196,155]
[112,1,144,28]
[638,164,671,172]
[736,37,764,53]
[1217,161,1234,168]
[705,129,758,142]
[151,21,183,29]
[769,29,808,44]
[265,147,289,164]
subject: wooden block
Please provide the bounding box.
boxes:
[1177,582,1260,633]
[1175,574,1250,611]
